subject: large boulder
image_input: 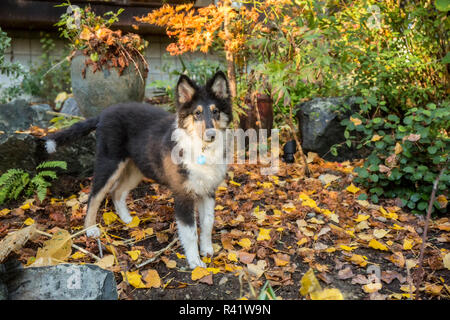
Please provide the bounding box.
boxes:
[295,97,362,161]
[1,262,118,300]
[0,99,95,178]
[71,52,146,118]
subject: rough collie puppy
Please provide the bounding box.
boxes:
[45,71,232,268]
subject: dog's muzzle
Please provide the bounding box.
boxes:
[204,128,216,142]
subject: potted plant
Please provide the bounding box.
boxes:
[55,2,148,118]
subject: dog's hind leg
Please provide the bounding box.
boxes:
[198,196,215,257]
[110,160,143,224]
[174,195,205,269]
[85,158,129,238]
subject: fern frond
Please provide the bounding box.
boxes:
[0,169,28,204]
[36,161,67,171]
[36,170,58,180]
[36,185,48,202]
[0,168,25,186]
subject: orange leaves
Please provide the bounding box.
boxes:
[136,1,262,56]
[137,3,223,55]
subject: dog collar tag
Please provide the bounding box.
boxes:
[197,155,206,165]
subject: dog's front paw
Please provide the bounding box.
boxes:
[187,255,206,269]
[121,214,133,224]
[200,242,214,257]
[86,226,101,238]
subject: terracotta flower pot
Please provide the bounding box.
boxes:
[71,52,147,118]
[239,93,274,135]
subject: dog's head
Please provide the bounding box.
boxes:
[175,71,232,143]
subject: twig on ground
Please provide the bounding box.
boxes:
[36,229,101,261]
[135,237,178,269]
[414,166,446,300]
[46,111,85,120]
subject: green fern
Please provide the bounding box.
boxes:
[0,160,67,204]
[36,161,67,171]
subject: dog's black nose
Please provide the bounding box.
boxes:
[205,129,216,142]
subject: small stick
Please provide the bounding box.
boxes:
[36,229,101,261]
[97,238,103,258]
[46,111,85,120]
[414,166,446,300]
[135,238,178,269]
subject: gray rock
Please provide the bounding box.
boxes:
[0,99,95,178]
[0,99,53,133]
[0,133,44,173]
[0,132,96,178]
[60,97,81,116]
[4,264,118,300]
[295,97,362,161]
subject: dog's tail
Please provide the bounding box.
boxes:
[44,116,99,154]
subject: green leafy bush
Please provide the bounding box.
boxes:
[343,102,449,214]
[0,27,25,103]
[0,161,67,204]
[21,34,71,105]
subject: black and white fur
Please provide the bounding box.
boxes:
[45,71,232,268]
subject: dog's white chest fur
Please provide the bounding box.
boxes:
[172,126,227,196]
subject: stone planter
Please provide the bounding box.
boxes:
[71,52,146,118]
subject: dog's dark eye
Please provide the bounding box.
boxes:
[195,110,201,116]
[212,109,218,114]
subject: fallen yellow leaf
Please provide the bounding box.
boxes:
[237,238,252,249]
[126,250,141,261]
[191,266,210,280]
[71,251,86,260]
[299,268,322,296]
[346,184,360,194]
[363,282,382,293]
[350,254,368,267]
[228,252,238,262]
[368,239,389,251]
[310,288,344,300]
[257,228,271,241]
[403,238,414,250]
[20,203,31,210]
[354,214,370,222]
[123,270,146,288]
[23,218,35,226]
[0,208,10,216]
[126,215,140,228]
[103,211,118,225]
[444,253,450,271]
[176,252,186,259]
[340,245,357,252]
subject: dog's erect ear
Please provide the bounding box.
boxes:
[207,71,230,99]
[176,75,197,105]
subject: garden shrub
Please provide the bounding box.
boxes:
[21,34,71,106]
[342,101,449,214]
[0,27,25,103]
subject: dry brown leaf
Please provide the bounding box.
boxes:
[143,269,161,288]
